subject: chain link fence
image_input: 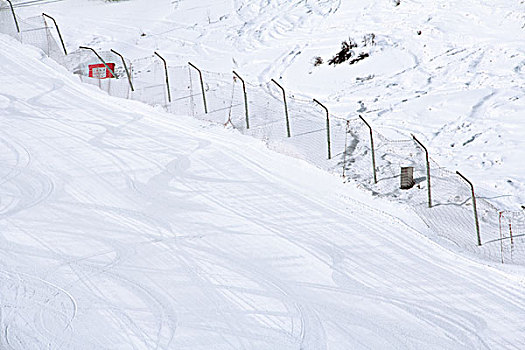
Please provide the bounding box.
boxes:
[0,4,64,63]
[1,2,524,264]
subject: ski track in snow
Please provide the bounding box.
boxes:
[11,0,524,210]
[1,0,525,348]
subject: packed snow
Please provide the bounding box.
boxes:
[1,0,525,348]
[13,0,525,209]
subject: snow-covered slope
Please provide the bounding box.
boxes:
[14,0,525,209]
[1,0,525,348]
[1,24,525,349]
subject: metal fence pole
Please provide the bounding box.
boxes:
[42,13,67,55]
[6,0,19,33]
[270,79,291,138]
[233,70,249,129]
[358,115,377,183]
[79,46,118,79]
[498,211,504,263]
[154,51,171,104]
[313,98,331,160]
[188,62,208,114]
[456,171,482,246]
[110,49,134,92]
[411,134,432,208]
[342,120,349,178]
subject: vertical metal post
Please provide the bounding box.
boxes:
[270,79,291,138]
[42,13,67,55]
[233,71,249,129]
[313,99,331,160]
[110,49,134,92]
[342,120,349,178]
[6,0,19,33]
[79,46,118,79]
[154,51,171,104]
[498,211,504,263]
[358,115,377,184]
[412,134,432,208]
[456,171,481,246]
[188,62,208,114]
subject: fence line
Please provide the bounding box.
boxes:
[1,4,524,265]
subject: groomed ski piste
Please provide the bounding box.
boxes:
[1,0,525,349]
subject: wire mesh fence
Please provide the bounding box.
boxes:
[0,4,65,63]
[128,55,167,106]
[0,2,19,38]
[64,49,131,98]
[1,4,523,265]
[188,69,238,123]
[20,15,64,63]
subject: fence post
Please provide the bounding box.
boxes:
[498,211,504,263]
[313,99,331,160]
[358,115,377,184]
[154,51,171,104]
[233,71,249,129]
[411,134,431,208]
[270,79,291,138]
[188,62,208,114]
[42,13,67,55]
[6,0,19,33]
[342,120,349,178]
[79,46,118,79]
[456,171,482,246]
[110,49,134,92]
